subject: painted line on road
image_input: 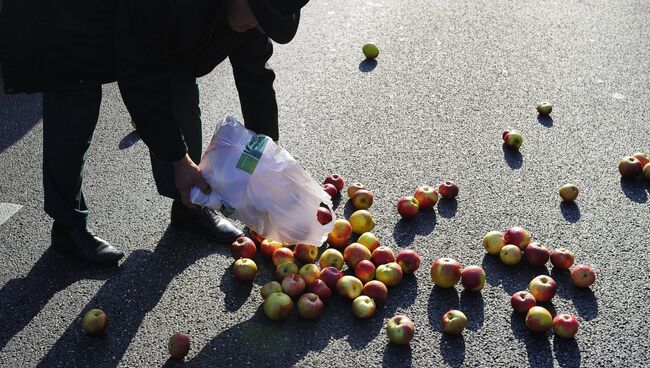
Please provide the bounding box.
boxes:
[0,203,23,226]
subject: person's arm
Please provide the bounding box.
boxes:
[229,30,279,140]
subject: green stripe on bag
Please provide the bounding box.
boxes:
[236,135,269,174]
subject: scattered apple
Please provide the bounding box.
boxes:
[500,244,522,265]
[233,258,257,281]
[316,207,334,225]
[351,190,374,210]
[352,295,376,319]
[525,306,553,333]
[441,310,468,335]
[430,258,462,288]
[327,219,353,248]
[168,332,190,360]
[524,242,550,267]
[644,163,650,180]
[503,130,523,149]
[536,101,553,116]
[362,280,388,302]
[336,275,364,300]
[299,263,321,286]
[396,249,421,274]
[349,210,376,234]
[260,239,284,258]
[323,174,345,192]
[347,182,366,197]
[553,313,579,338]
[319,266,343,290]
[281,274,306,298]
[357,232,381,252]
[82,308,108,335]
[294,243,319,264]
[306,279,332,301]
[319,248,344,270]
[371,246,396,266]
[362,42,380,59]
[511,291,536,314]
[230,236,256,260]
[529,275,557,302]
[504,227,531,250]
[272,247,295,267]
[438,181,459,199]
[413,185,439,209]
[386,315,415,345]
[355,260,376,283]
[261,281,283,300]
[375,262,403,287]
[343,242,372,268]
[550,248,575,270]
[263,292,293,320]
[460,266,486,292]
[559,184,579,202]
[618,156,643,178]
[322,183,338,199]
[482,230,505,255]
[633,152,649,167]
[571,264,596,287]
[275,261,299,279]
[397,196,419,219]
[298,293,324,319]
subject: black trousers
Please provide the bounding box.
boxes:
[42,70,202,229]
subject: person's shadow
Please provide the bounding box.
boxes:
[0,81,42,153]
[510,312,554,368]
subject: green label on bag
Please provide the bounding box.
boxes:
[236,135,269,174]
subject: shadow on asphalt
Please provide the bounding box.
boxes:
[459,290,484,331]
[620,177,649,203]
[358,59,377,73]
[392,210,437,246]
[35,226,223,368]
[0,81,42,153]
[118,130,140,150]
[0,249,116,352]
[437,198,458,218]
[560,202,581,223]
[427,287,465,367]
[502,143,523,169]
[440,334,465,368]
[553,336,582,368]
[427,286,460,331]
[551,268,598,321]
[537,115,554,128]
[382,343,412,367]
[510,313,555,368]
[481,254,550,295]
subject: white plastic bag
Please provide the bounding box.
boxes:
[190,116,334,245]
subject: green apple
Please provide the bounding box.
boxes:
[362,42,379,59]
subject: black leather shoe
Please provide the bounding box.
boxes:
[51,226,124,266]
[170,200,243,243]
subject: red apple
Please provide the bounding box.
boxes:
[644,163,650,180]
[275,261,299,279]
[230,236,257,260]
[306,279,332,301]
[619,156,643,178]
[500,244,522,265]
[633,152,649,167]
[571,264,596,287]
[263,292,293,320]
[362,280,388,302]
[319,266,343,290]
[375,262,403,287]
[357,232,380,252]
[344,242,372,268]
[511,291,536,314]
[525,306,552,333]
[168,332,190,360]
[347,182,366,197]
[396,249,421,274]
[482,230,505,255]
[294,243,319,264]
[413,185,439,209]
[386,315,415,345]
[82,308,108,335]
[319,248,344,270]
[233,258,257,281]
[441,310,468,335]
[352,295,376,319]
[397,196,419,219]
[297,293,324,319]
[316,207,333,225]
[260,239,284,258]
[327,219,352,248]
[524,242,550,267]
[355,259,376,283]
[336,275,363,300]
[529,275,557,302]
[260,281,283,300]
[351,190,374,210]
[323,183,338,198]
[371,246,396,266]
[438,181,459,199]
[323,174,345,192]
[272,248,295,267]
[550,248,575,270]
[430,258,462,288]
[248,228,265,245]
[298,263,321,286]
[460,265,486,292]
[504,227,531,250]
[282,274,306,298]
[503,130,523,149]
[553,313,579,338]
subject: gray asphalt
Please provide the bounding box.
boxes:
[1,0,649,366]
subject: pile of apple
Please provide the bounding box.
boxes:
[396,182,459,219]
[618,152,650,181]
[483,227,596,337]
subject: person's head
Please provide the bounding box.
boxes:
[228,0,309,44]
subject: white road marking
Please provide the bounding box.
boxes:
[0,203,22,226]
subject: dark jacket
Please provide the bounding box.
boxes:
[0,0,279,161]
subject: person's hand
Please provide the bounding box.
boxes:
[173,154,211,208]
[228,0,258,33]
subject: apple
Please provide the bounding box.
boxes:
[351,189,374,210]
[559,184,579,202]
[272,248,295,267]
[553,313,579,338]
[386,315,415,345]
[263,292,293,320]
[529,275,557,302]
[352,295,376,319]
[362,280,388,302]
[260,239,284,258]
[319,248,344,270]
[460,265,486,292]
[482,230,505,255]
[299,263,321,286]
[441,310,468,335]
[503,129,523,149]
[644,163,650,180]
[375,262,403,287]
[438,181,460,199]
[248,228,266,245]
[525,306,553,333]
[306,279,332,301]
[618,156,643,178]
[633,152,649,167]
[430,258,462,288]
[357,232,380,252]
[511,291,536,314]
[336,275,364,300]
[347,182,366,197]
[323,174,345,192]
[371,246,396,266]
[500,244,522,265]
[230,236,256,260]
[524,242,550,267]
[282,274,306,298]
[344,242,372,268]
[536,101,553,116]
[323,183,338,198]
[233,258,257,281]
[275,261,299,279]
[397,196,419,219]
[82,308,108,335]
[316,207,333,225]
[414,185,439,209]
[571,264,596,287]
[297,293,324,319]
[504,227,531,250]
[319,266,343,290]
[327,219,352,248]
[294,243,319,264]
[261,281,283,300]
[349,210,376,234]
[168,332,190,360]
[355,260,376,283]
[396,249,421,274]
[550,248,575,270]
[362,42,380,59]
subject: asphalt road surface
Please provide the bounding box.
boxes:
[1,0,649,367]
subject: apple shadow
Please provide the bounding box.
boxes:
[510,313,554,368]
[550,268,598,321]
[0,249,117,352]
[619,177,649,203]
[359,59,378,73]
[553,335,582,368]
[118,130,141,150]
[427,286,460,332]
[391,210,437,246]
[459,290,484,331]
[343,200,357,219]
[481,254,549,295]
[437,198,458,218]
[560,202,581,223]
[382,343,413,367]
[439,334,466,368]
[331,194,343,210]
[0,82,42,153]
[502,143,523,169]
[537,115,554,128]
